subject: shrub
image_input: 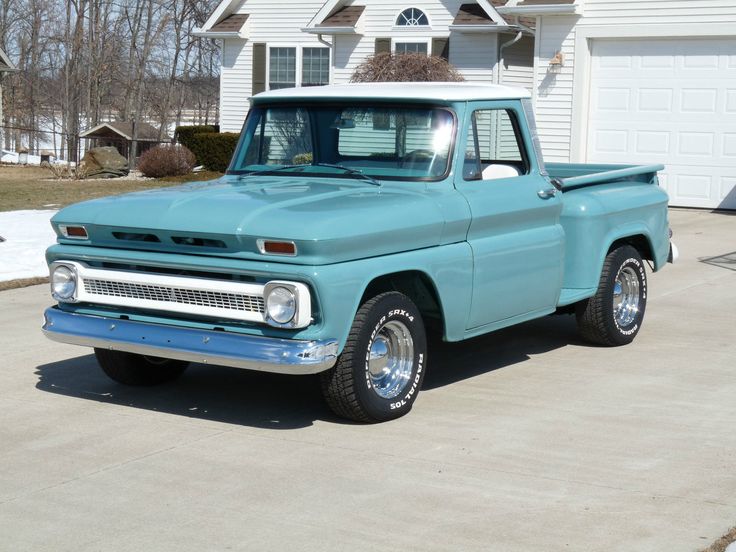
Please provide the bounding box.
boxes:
[175,125,217,150]
[350,52,465,83]
[181,132,239,172]
[137,145,196,178]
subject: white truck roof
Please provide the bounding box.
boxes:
[253,82,532,102]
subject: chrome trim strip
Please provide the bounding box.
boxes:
[42,308,337,375]
[53,260,268,323]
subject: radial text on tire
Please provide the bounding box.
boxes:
[576,244,648,346]
[320,292,428,423]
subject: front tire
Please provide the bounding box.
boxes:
[320,292,427,423]
[94,349,189,386]
[576,245,648,346]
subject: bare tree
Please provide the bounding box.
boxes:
[0,0,221,158]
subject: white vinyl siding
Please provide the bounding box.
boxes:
[500,35,534,92]
[218,0,327,132]
[448,32,498,84]
[532,15,576,163]
[534,0,736,164]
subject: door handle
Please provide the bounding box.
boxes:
[537,188,558,199]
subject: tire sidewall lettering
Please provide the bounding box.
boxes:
[613,257,647,335]
[362,304,424,414]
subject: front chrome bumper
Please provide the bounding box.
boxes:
[42,308,338,375]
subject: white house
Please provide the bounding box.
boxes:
[195,0,736,209]
[498,0,736,210]
[193,0,535,128]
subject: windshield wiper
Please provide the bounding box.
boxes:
[239,163,381,186]
[311,163,382,187]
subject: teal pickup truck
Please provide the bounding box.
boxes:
[43,83,677,422]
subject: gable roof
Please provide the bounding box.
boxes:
[80,121,167,142]
[317,5,365,28]
[306,0,511,30]
[210,13,249,32]
[453,4,495,26]
[0,47,17,72]
[193,0,249,37]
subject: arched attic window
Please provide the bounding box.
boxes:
[396,7,429,26]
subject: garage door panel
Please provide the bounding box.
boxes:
[587,37,736,209]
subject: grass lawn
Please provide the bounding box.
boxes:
[0,165,223,212]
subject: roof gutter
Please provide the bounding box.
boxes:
[496,4,579,16]
[191,28,245,39]
[301,26,360,35]
[448,24,520,33]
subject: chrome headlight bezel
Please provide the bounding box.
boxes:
[263,281,312,328]
[50,262,78,302]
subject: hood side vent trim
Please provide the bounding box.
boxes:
[171,236,227,248]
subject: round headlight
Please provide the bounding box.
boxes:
[51,265,76,300]
[266,286,296,325]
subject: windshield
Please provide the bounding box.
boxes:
[229,104,456,181]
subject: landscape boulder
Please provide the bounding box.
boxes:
[80,147,129,178]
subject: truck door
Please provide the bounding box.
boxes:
[456,102,565,330]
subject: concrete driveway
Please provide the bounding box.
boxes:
[1,209,734,552]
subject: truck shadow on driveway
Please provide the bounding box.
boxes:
[35,314,581,428]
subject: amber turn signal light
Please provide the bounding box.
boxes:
[257,239,297,256]
[59,225,89,239]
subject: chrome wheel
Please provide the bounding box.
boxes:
[613,266,640,327]
[367,320,414,399]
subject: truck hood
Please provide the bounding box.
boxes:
[51,176,447,265]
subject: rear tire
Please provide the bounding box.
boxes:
[94,349,189,386]
[320,292,427,423]
[576,245,647,346]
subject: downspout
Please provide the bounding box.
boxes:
[317,34,335,83]
[496,29,523,85]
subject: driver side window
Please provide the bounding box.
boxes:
[463,109,527,181]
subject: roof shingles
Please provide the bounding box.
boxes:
[210,13,248,33]
[318,5,365,27]
[453,4,496,25]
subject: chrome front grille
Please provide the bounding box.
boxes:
[82,278,265,314]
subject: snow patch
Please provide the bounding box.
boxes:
[0,210,58,282]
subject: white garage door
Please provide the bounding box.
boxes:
[586,38,736,209]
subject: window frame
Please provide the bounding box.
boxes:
[228,102,458,183]
[266,44,331,91]
[301,47,330,87]
[462,107,531,181]
[393,41,430,55]
[394,7,430,27]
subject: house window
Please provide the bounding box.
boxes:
[396,8,428,26]
[269,47,296,90]
[302,47,330,87]
[395,42,428,55]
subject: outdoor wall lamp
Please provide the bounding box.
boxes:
[548,51,564,73]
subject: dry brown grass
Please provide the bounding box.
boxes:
[0,276,48,292]
[701,527,736,552]
[0,164,222,212]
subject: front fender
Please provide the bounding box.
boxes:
[312,242,474,352]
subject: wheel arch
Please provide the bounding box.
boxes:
[607,233,655,263]
[359,270,447,340]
